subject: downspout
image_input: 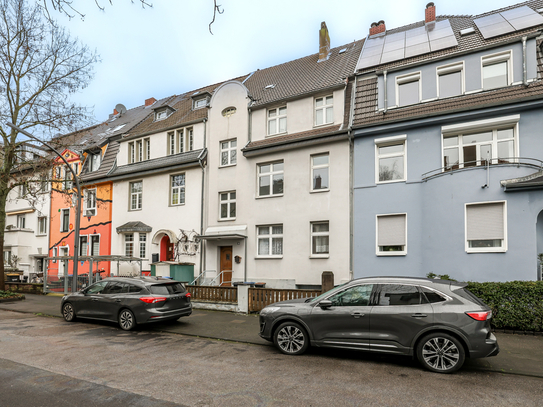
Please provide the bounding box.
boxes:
[383,70,388,113]
[199,118,208,277]
[244,102,252,281]
[348,75,357,281]
[522,36,528,86]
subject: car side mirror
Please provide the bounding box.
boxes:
[318,299,332,309]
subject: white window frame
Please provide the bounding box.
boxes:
[83,188,97,217]
[441,115,520,171]
[52,247,57,263]
[267,106,287,136]
[311,221,330,258]
[155,109,168,121]
[219,191,236,221]
[314,95,334,126]
[396,72,421,107]
[168,128,194,155]
[79,235,88,256]
[436,62,464,99]
[311,153,330,192]
[128,142,135,164]
[375,135,407,184]
[37,216,47,235]
[170,173,185,206]
[129,138,149,163]
[17,214,26,229]
[376,213,407,256]
[193,98,207,110]
[139,233,147,259]
[129,181,142,211]
[90,234,100,256]
[125,233,134,257]
[60,208,70,232]
[481,51,512,91]
[257,161,284,198]
[465,201,507,253]
[89,152,101,172]
[220,139,237,167]
[256,224,283,258]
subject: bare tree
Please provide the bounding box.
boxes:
[0,0,98,290]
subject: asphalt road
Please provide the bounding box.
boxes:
[0,310,542,407]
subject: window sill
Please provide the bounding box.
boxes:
[266,132,287,138]
[313,122,334,129]
[219,163,237,169]
[218,218,236,222]
[255,256,283,260]
[310,254,330,259]
[128,208,142,212]
[310,188,330,194]
[377,251,406,256]
[169,203,186,207]
[376,179,406,185]
[256,194,284,200]
[466,248,506,254]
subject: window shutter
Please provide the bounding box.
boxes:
[466,203,504,240]
[378,215,406,246]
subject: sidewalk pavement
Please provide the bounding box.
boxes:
[1,294,541,378]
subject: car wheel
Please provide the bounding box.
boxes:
[417,333,465,374]
[118,309,136,331]
[274,322,309,355]
[62,302,76,322]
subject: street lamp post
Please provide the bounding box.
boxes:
[6,123,82,293]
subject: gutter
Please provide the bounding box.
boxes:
[122,117,206,141]
[348,74,357,281]
[522,36,528,86]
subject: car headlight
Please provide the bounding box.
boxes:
[260,306,280,315]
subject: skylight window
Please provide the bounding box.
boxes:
[264,84,276,90]
[460,27,476,36]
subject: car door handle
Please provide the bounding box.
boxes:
[115,299,122,303]
[91,298,99,301]
[351,311,365,318]
[411,313,427,318]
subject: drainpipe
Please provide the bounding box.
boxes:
[199,118,208,276]
[383,70,388,113]
[522,36,528,86]
[348,76,357,281]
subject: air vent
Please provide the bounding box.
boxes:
[339,48,347,54]
[264,84,276,90]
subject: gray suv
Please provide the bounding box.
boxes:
[259,277,499,373]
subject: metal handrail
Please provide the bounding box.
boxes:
[189,270,216,286]
[209,270,233,286]
[421,157,543,181]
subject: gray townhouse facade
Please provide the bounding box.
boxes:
[351,2,543,282]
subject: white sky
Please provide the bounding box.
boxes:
[56,0,519,122]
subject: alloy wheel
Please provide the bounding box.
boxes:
[421,336,460,371]
[119,309,135,330]
[62,303,75,322]
[277,325,306,354]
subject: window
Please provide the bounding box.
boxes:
[442,117,518,171]
[79,236,88,256]
[437,62,463,98]
[328,284,373,307]
[267,106,287,136]
[139,234,147,258]
[193,98,207,109]
[84,189,97,216]
[377,214,407,255]
[376,284,420,306]
[311,222,329,256]
[55,166,62,179]
[52,247,57,263]
[168,128,194,155]
[396,72,420,107]
[375,136,406,183]
[170,174,185,206]
[466,202,506,252]
[155,110,168,120]
[129,181,142,210]
[3,250,12,266]
[222,107,236,117]
[482,52,511,90]
[18,184,26,198]
[61,209,70,232]
[311,153,329,191]
[128,138,150,163]
[315,96,333,126]
[258,161,284,197]
[125,233,134,257]
[257,225,283,257]
[17,214,25,229]
[219,191,236,220]
[90,235,100,256]
[64,167,73,190]
[38,216,47,235]
[220,139,237,166]
[89,152,101,172]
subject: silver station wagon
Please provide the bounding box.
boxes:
[259,276,499,373]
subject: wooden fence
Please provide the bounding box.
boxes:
[187,285,237,303]
[248,288,321,312]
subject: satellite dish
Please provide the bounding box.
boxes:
[115,104,127,115]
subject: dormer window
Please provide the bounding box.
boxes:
[154,106,175,121]
[191,91,211,110]
[89,152,101,172]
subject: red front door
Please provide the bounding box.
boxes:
[219,246,233,286]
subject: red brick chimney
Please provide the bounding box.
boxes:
[318,22,331,62]
[370,20,386,36]
[145,97,157,107]
[425,2,436,23]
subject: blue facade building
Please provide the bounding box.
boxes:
[351,2,543,281]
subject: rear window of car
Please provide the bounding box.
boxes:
[420,287,447,303]
[149,283,186,295]
[453,287,486,306]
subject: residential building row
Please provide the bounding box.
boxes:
[5,1,543,287]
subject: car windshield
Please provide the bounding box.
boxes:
[149,283,186,295]
[307,283,347,303]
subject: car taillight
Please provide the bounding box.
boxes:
[139,296,167,304]
[466,311,491,321]
[185,292,191,298]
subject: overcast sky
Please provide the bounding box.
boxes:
[56,0,518,123]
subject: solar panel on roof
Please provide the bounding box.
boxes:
[355,19,458,71]
[474,5,543,39]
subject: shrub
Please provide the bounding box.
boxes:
[466,281,543,332]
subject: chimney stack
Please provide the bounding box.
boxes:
[318,22,331,62]
[369,20,386,36]
[145,97,157,107]
[113,108,119,115]
[425,2,436,24]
